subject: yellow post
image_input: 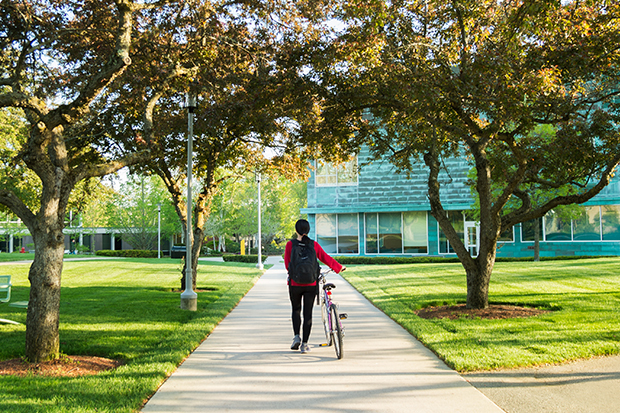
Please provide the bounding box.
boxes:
[240,239,245,255]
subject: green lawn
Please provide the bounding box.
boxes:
[0,252,35,263]
[342,257,620,372]
[0,258,262,413]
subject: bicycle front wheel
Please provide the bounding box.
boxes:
[329,304,343,359]
[322,297,332,346]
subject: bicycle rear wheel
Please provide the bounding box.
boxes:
[321,297,332,346]
[329,304,343,359]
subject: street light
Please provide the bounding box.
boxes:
[256,171,263,270]
[157,203,161,259]
[181,90,198,311]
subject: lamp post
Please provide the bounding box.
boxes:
[157,203,161,259]
[256,171,264,270]
[181,91,198,311]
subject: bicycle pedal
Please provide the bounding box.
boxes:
[339,313,348,320]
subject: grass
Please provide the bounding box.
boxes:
[0,252,35,262]
[341,257,620,372]
[0,258,263,412]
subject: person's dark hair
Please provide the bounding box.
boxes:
[295,219,311,236]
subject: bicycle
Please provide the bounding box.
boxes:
[317,268,347,359]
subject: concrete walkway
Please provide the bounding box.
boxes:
[142,256,503,412]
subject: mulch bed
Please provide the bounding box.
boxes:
[415,304,549,320]
[0,356,122,377]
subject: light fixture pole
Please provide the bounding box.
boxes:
[157,203,161,259]
[256,171,263,270]
[181,91,198,311]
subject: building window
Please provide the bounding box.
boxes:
[365,212,428,254]
[316,214,337,254]
[499,226,515,242]
[379,213,402,253]
[316,213,359,254]
[403,212,428,253]
[521,205,620,242]
[573,206,601,241]
[602,205,620,241]
[365,213,379,254]
[315,157,357,186]
[337,214,359,253]
[544,210,572,241]
[438,211,464,254]
[522,218,543,242]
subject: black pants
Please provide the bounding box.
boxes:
[288,284,317,343]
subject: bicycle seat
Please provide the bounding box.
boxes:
[323,283,336,290]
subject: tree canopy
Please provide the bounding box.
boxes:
[0,0,169,362]
[294,0,620,308]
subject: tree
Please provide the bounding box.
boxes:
[0,1,157,362]
[106,174,179,250]
[96,0,323,291]
[213,173,306,248]
[299,0,620,308]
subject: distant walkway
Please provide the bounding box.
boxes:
[142,256,502,412]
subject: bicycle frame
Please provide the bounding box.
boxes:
[317,268,346,359]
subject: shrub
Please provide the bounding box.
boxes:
[329,255,608,265]
[95,250,158,258]
[222,254,268,263]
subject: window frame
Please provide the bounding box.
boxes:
[315,157,358,187]
[520,205,620,242]
[364,211,429,255]
[315,213,360,255]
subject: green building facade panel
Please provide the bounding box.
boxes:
[303,146,620,258]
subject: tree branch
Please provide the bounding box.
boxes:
[0,189,37,231]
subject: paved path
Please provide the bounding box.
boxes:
[463,355,620,413]
[142,256,503,412]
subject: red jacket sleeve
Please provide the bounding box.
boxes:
[314,241,344,273]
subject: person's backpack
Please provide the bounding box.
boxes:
[289,238,319,284]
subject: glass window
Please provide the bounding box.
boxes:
[602,205,620,241]
[379,213,402,253]
[522,218,543,242]
[316,214,337,254]
[316,157,357,186]
[316,163,337,186]
[573,206,601,241]
[338,160,357,184]
[365,213,378,254]
[544,210,571,241]
[403,211,428,253]
[439,211,464,254]
[499,226,514,242]
[316,213,359,254]
[338,214,359,254]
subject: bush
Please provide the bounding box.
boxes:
[95,249,158,258]
[331,256,461,265]
[329,255,608,265]
[222,254,268,263]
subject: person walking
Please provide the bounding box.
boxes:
[284,219,345,353]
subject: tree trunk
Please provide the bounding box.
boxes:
[534,217,540,262]
[424,142,500,310]
[464,256,493,309]
[25,225,65,362]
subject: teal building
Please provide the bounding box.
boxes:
[301,146,620,258]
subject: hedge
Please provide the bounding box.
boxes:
[95,249,158,258]
[222,254,268,263]
[329,255,610,265]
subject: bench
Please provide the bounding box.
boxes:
[0,275,11,304]
[0,275,22,325]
